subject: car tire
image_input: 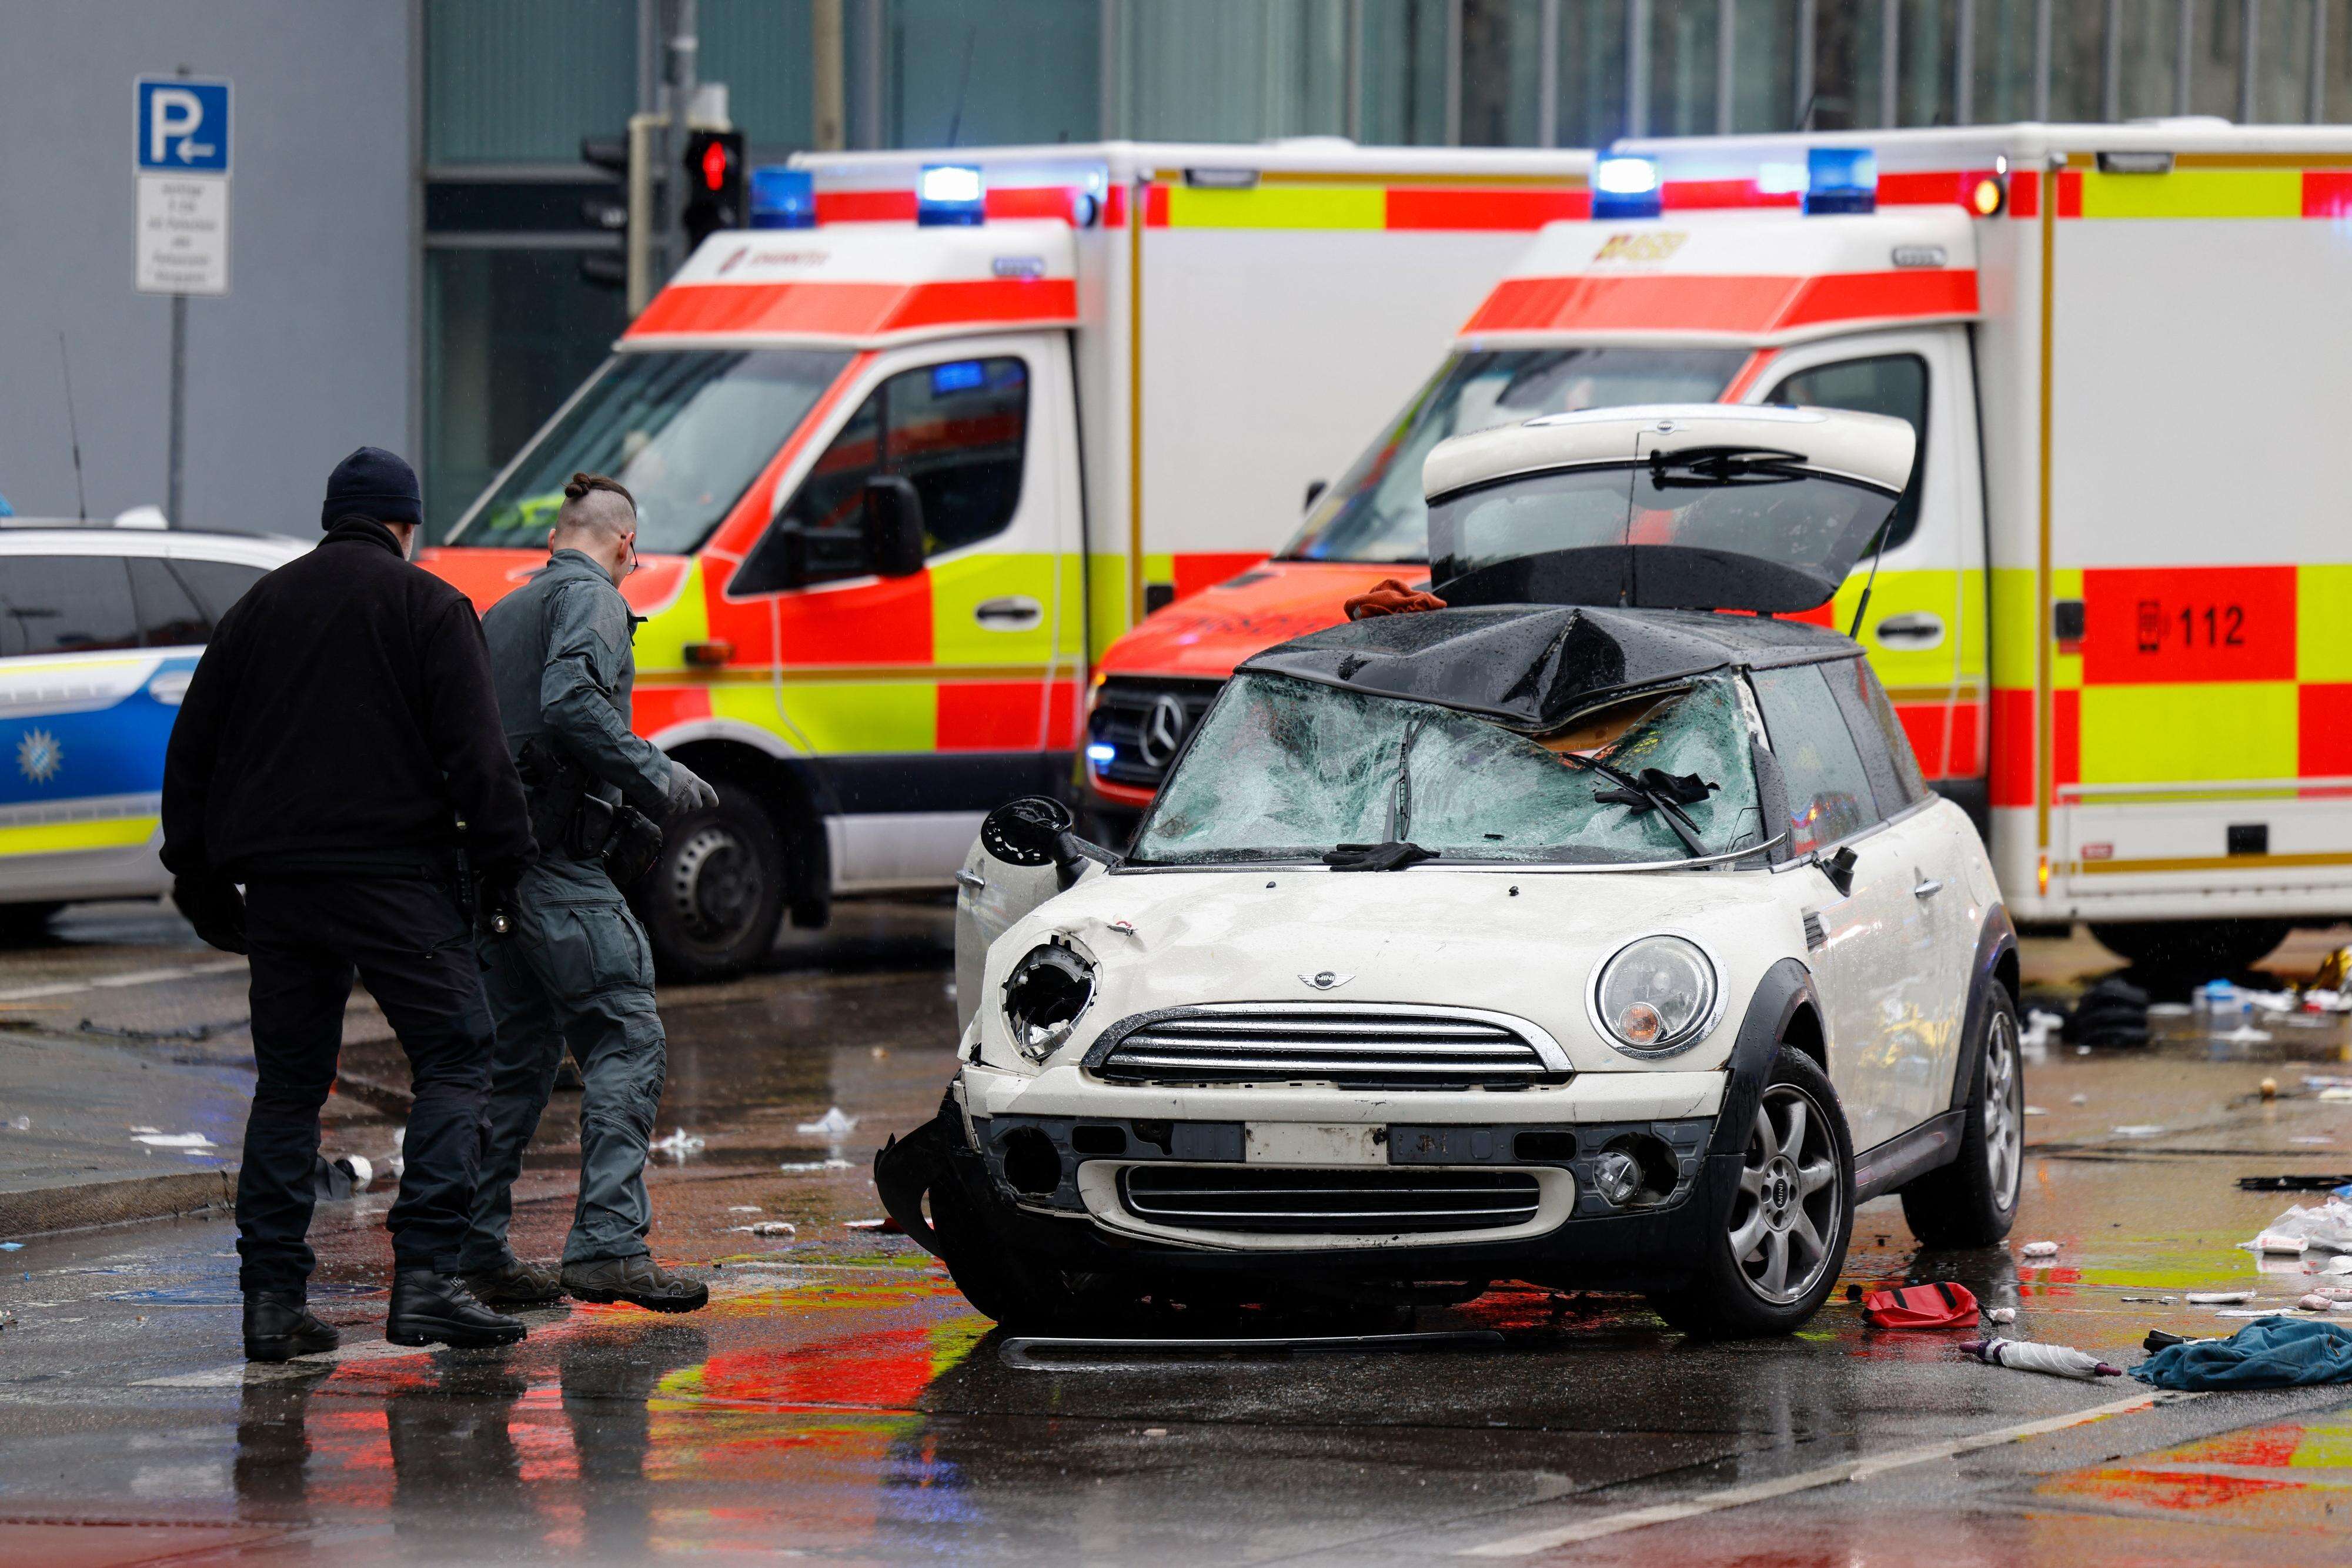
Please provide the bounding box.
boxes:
[636,782,789,981]
[1899,988,2025,1249]
[0,902,61,947]
[2088,918,2290,975]
[1649,1048,1855,1339]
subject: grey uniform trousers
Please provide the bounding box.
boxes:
[460,854,667,1268]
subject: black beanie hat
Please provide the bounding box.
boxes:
[321,446,422,530]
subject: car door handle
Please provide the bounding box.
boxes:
[973,596,1043,631]
[955,868,987,892]
[1873,611,1945,648]
[1912,877,1945,899]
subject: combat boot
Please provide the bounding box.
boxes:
[243,1291,340,1362]
[387,1268,528,1348]
[560,1255,709,1313]
[462,1257,566,1309]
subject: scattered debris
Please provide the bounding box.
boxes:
[797,1107,858,1140]
[844,1216,903,1232]
[2023,1105,2047,1116]
[2298,1293,2350,1312]
[0,1242,21,1253]
[2291,1136,2337,1146]
[1983,1306,2017,1325]
[2020,1241,2060,1258]
[726,1205,763,1213]
[1961,1338,2121,1379]
[311,1154,373,1201]
[2238,1175,2352,1192]
[2323,1087,2352,1104]
[2261,1077,2280,1099]
[2020,1009,2065,1057]
[2133,1316,2352,1390]
[649,1129,706,1158]
[132,1132,215,1149]
[2240,1196,2352,1256]
[1861,1282,1978,1328]
[2069,1094,2089,1106]
[729,1221,796,1238]
[2186,1290,2255,1305]
[2254,1232,2310,1254]
[2325,1256,2352,1276]
[2111,1124,2166,1138]
[7,1116,27,1131]
[778,1158,852,1174]
[2119,1296,2176,1305]
[1143,1427,1168,1437]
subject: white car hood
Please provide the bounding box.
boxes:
[983,864,1803,1076]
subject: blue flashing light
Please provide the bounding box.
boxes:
[918,163,985,226]
[1591,155,1662,220]
[749,166,816,229]
[930,360,985,396]
[1803,146,1877,215]
[1085,743,1117,766]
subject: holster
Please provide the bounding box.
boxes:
[602,804,666,890]
[517,737,609,860]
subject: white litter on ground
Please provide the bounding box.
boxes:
[2023,1106,2047,1116]
[729,1221,796,1238]
[778,1158,852,1174]
[1982,1307,2017,1325]
[2110,1125,2166,1138]
[2069,1094,2089,1106]
[133,1132,215,1149]
[2240,1196,2352,1255]
[727,1205,763,1213]
[2186,1290,2255,1305]
[797,1107,857,1139]
[2019,1241,2060,1258]
[649,1129,706,1157]
[1963,1338,2119,1379]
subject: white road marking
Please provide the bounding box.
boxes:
[1456,1389,2167,1556]
[0,958,243,1005]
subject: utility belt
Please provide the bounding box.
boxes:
[515,738,666,889]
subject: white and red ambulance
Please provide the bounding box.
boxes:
[1084,121,2352,971]
[420,141,1592,975]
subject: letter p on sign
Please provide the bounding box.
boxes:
[136,78,230,174]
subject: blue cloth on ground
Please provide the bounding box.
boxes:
[2132,1316,2352,1390]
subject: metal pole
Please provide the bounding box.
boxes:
[637,0,660,115]
[2176,0,2194,113]
[813,0,844,149]
[1444,0,1463,145]
[1538,0,1561,147]
[2239,0,2259,121]
[2102,0,2122,120]
[1879,0,1899,126]
[1101,0,1122,139]
[1628,0,1650,136]
[664,0,697,278]
[2312,0,2328,123]
[167,294,186,528]
[1955,0,1974,125]
[854,0,883,149]
[1347,0,1366,142]
[1716,0,1735,133]
[1795,0,1816,128]
[2033,0,2051,121]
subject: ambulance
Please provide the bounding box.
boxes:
[420,140,1592,976]
[1085,121,2352,974]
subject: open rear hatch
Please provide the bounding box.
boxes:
[1421,404,1917,616]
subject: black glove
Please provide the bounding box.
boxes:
[172,874,248,955]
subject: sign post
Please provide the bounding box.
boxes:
[135,75,230,529]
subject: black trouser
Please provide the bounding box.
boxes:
[238,876,495,1295]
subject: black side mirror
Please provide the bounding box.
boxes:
[1818,844,1858,898]
[864,476,926,578]
[1303,477,1327,510]
[980,794,1112,889]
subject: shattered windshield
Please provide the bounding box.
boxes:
[1279,347,1748,566]
[435,348,851,553]
[1131,671,1765,867]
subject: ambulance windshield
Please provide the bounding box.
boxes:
[1280,347,1748,565]
[436,348,853,554]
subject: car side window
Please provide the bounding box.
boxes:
[1824,655,1930,814]
[168,558,270,623]
[1763,353,1927,554]
[0,556,142,658]
[128,557,211,647]
[1749,663,1880,856]
[738,356,1030,593]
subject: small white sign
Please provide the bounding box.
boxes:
[136,173,229,295]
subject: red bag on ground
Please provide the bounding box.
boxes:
[1861,1281,1979,1329]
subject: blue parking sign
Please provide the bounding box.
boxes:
[136,78,230,174]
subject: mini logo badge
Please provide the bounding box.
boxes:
[16,728,62,784]
[1300,970,1353,991]
[1136,693,1191,770]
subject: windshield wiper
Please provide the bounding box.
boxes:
[1646,444,1808,488]
[1559,754,1718,857]
[1386,715,1430,842]
[1324,841,1440,872]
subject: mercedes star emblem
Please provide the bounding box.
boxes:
[1136,693,1191,769]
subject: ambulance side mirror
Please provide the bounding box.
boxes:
[864,476,927,579]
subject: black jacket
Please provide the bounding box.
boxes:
[161,519,535,880]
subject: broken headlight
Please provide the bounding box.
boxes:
[1000,940,1096,1062]
[1591,934,1717,1057]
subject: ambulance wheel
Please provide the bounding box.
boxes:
[0,902,60,946]
[1899,989,2023,1249]
[1649,1049,1853,1339]
[2089,918,2290,975]
[639,783,786,981]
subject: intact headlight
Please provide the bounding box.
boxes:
[1590,934,1718,1057]
[1000,940,1096,1062]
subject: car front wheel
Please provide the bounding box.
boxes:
[1651,1048,1854,1339]
[1899,989,2024,1248]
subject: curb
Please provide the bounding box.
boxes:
[0,1169,237,1241]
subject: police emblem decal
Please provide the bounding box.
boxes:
[16,728,62,784]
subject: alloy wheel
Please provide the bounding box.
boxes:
[1729,1082,1842,1304]
[664,823,761,950]
[1982,1010,2023,1211]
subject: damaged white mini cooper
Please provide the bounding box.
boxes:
[877,405,2023,1338]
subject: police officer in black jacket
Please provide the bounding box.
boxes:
[162,446,539,1360]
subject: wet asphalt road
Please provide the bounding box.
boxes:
[4,907,2352,1564]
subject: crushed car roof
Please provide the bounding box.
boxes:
[1238,603,1855,733]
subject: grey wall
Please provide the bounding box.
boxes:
[0,1,414,531]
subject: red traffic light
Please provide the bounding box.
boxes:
[701,139,730,190]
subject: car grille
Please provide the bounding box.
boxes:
[1088,1004,1570,1089]
[1118,1166,1542,1234]
[1086,677,1224,791]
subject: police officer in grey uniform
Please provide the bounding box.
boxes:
[459,472,719,1312]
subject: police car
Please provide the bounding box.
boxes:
[0,521,308,940]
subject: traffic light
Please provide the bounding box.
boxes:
[681,129,746,252]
